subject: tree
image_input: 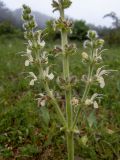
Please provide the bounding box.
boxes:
[103,12,120,28]
[70,20,89,40]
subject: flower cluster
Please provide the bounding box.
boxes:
[53,17,73,33]
[82,30,104,63]
[81,30,113,109]
[95,66,113,88]
[85,93,102,109]
[52,0,72,12]
[22,5,54,87]
[28,72,37,86]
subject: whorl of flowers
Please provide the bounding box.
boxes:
[81,30,114,109]
[22,5,54,86]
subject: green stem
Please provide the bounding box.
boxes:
[60,8,74,160]
[66,132,74,160]
[72,64,94,129]
[44,81,67,127]
[37,58,67,127]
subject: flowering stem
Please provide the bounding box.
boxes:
[82,65,94,101]
[37,57,67,127]
[44,80,67,127]
[22,5,107,160]
[72,63,94,129]
[60,8,74,160]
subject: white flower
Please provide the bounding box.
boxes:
[41,51,48,64]
[85,93,102,109]
[43,67,54,80]
[25,48,33,66]
[28,40,32,47]
[95,55,102,62]
[36,30,45,47]
[40,41,45,47]
[95,66,112,88]
[97,76,105,88]
[37,39,45,48]
[93,101,99,109]
[29,72,37,86]
[71,97,79,106]
[85,99,92,106]
[25,60,30,66]
[37,93,47,107]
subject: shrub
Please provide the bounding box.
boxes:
[70,20,89,41]
[0,21,15,35]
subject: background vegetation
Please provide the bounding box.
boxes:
[0,1,120,159]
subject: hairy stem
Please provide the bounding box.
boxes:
[37,58,67,127]
[66,132,74,160]
[60,8,74,160]
[44,81,67,127]
[72,63,94,129]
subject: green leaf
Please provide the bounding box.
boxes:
[40,107,50,126]
[87,111,97,128]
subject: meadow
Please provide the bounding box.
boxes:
[0,35,120,160]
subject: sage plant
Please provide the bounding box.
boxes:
[21,1,113,160]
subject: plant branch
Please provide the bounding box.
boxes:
[37,56,67,127]
[72,54,94,129]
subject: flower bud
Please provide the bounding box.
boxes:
[23,4,28,10]
[95,39,104,48]
[28,21,37,29]
[87,30,98,39]
[25,7,31,14]
[22,14,30,21]
[81,52,89,60]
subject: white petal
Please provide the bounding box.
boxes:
[38,93,44,97]
[40,41,45,47]
[85,99,92,106]
[25,60,30,66]
[28,40,32,46]
[47,73,54,80]
[98,76,105,88]
[29,72,37,79]
[96,66,105,76]
[99,70,107,76]
[29,55,33,62]
[96,67,102,76]
[91,93,98,101]
[41,100,46,107]
[96,55,102,61]
[29,79,35,86]
[27,48,32,54]
[93,101,99,108]
[43,67,49,77]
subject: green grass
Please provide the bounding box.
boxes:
[0,35,120,159]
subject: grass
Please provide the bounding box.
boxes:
[0,35,120,159]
